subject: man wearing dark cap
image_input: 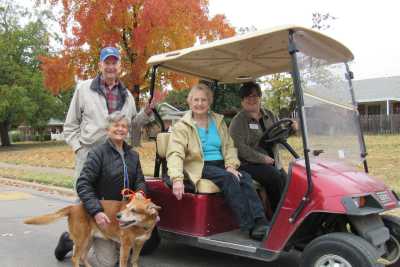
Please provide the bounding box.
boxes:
[56,46,154,261]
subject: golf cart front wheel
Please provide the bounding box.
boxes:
[301,232,383,267]
[381,215,400,264]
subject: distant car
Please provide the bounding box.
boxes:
[141,25,400,267]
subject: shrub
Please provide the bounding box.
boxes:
[10,131,21,143]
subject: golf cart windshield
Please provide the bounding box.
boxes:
[293,32,363,165]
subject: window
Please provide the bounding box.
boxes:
[393,102,400,114]
[367,104,381,115]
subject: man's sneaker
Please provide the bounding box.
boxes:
[54,231,73,261]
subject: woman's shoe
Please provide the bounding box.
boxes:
[249,223,269,241]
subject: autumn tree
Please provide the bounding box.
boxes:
[39,0,235,104]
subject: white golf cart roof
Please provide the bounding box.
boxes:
[147,25,354,83]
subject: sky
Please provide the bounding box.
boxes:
[208,0,399,80]
[17,0,398,81]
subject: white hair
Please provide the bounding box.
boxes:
[187,83,214,105]
[105,111,130,129]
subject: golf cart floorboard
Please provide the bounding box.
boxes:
[199,229,261,251]
[160,229,278,262]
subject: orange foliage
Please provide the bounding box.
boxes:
[39,0,235,95]
[39,53,75,94]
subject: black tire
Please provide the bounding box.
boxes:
[301,232,383,267]
[382,214,400,238]
[140,227,161,255]
[381,215,400,264]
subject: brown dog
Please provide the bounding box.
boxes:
[24,193,161,267]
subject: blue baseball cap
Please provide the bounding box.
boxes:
[100,47,120,62]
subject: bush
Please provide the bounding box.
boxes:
[43,133,51,141]
[10,131,21,143]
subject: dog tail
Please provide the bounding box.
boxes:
[24,206,71,225]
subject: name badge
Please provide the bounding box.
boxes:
[249,123,259,130]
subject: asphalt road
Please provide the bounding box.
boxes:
[0,184,299,267]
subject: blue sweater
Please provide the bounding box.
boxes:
[196,119,223,161]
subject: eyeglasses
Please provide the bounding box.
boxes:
[246,94,260,98]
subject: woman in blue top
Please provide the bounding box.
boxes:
[167,83,269,240]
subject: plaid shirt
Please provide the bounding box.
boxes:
[100,76,122,114]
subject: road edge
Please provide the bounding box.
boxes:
[0,177,76,198]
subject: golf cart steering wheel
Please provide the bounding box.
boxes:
[259,118,299,159]
[260,119,293,145]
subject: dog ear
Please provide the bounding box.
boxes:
[146,203,161,215]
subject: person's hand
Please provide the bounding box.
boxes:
[94,212,110,229]
[263,155,275,165]
[172,180,185,200]
[226,166,242,182]
[144,98,158,116]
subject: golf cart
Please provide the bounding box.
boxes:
[142,25,400,267]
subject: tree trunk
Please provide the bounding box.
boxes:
[131,120,142,147]
[132,84,140,112]
[0,121,11,146]
[131,84,142,147]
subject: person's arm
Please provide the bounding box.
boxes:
[133,154,147,194]
[229,116,266,164]
[127,92,153,128]
[76,149,104,217]
[64,84,82,153]
[220,121,240,170]
[166,123,187,183]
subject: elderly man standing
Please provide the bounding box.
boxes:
[55,46,154,261]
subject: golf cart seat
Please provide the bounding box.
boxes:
[156,132,221,194]
[156,132,262,194]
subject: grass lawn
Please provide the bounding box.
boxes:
[0,135,399,191]
[0,140,156,176]
[0,168,74,188]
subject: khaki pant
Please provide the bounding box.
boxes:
[73,146,91,192]
[87,238,119,267]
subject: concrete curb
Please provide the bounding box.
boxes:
[0,177,76,198]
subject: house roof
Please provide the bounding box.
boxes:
[48,118,64,126]
[158,102,181,112]
[158,103,185,120]
[353,76,400,103]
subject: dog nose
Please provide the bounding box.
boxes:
[116,213,122,219]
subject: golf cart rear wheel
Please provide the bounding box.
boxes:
[301,232,382,267]
[140,227,161,255]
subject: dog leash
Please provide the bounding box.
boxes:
[123,160,129,191]
[121,155,147,201]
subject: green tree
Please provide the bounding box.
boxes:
[213,83,241,118]
[0,0,58,145]
[263,74,295,117]
[164,89,190,111]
